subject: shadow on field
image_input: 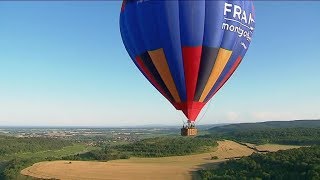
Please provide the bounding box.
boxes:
[190,161,221,180]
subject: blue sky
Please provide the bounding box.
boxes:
[0,1,319,126]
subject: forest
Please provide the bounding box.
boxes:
[209,120,320,133]
[205,128,320,145]
[62,137,217,160]
[0,135,217,179]
[0,135,72,155]
[206,120,320,145]
[198,146,320,179]
[114,137,218,157]
[1,120,320,179]
[0,135,86,179]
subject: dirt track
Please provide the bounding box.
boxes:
[21,140,300,180]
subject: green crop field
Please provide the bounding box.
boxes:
[7,144,97,160]
[0,135,98,179]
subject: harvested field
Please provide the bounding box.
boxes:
[243,142,301,152]
[21,140,300,180]
[255,144,301,152]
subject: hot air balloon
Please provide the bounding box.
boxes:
[120,0,255,136]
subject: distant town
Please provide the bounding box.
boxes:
[0,127,180,146]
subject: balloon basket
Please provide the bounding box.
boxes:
[181,122,198,136]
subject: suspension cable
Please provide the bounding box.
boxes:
[195,99,213,125]
[178,111,187,125]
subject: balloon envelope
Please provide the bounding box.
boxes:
[120,0,255,121]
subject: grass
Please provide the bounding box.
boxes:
[1,144,97,161]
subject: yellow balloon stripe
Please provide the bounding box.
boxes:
[199,48,232,102]
[148,49,181,103]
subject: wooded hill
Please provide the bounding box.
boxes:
[199,120,320,179]
[205,120,320,145]
[199,146,320,179]
[0,135,72,156]
[115,137,217,157]
[209,120,320,133]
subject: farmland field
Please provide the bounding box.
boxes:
[21,140,300,180]
[2,144,96,161]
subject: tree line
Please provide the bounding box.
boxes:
[0,135,72,156]
[62,136,218,160]
[205,128,320,145]
[114,136,218,157]
[0,135,73,179]
[198,146,320,179]
[0,136,218,179]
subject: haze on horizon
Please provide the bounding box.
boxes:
[0,1,319,126]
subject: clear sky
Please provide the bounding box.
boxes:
[0,1,319,126]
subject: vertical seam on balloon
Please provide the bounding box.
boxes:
[182,47,203,104]
[194,0,217,102]
[134,2,175,104]
[195,1,229,102]
[203,0,248,102]
[152,1,184,102]
[178,0,188,104]
[194,0,207,102]
[134,2,168,101]
[194,0,208,102]
[121,7,135,61]
[135,56,174,104]
[179,1,205,104]
[201,0,207,53]
[135,2,149,57]
[148,49,181,103]
[204,56,242,103]
[120,13,136,62]
[122,5,151,86]
[194,47,219,101]
[121,3,175,105]
[156,1,186,102]
[198,48,232,102]
[177,0,187,103]
[140,52,175,102]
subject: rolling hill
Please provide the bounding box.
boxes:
[206,120,320,145]
[208,119,320,133]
